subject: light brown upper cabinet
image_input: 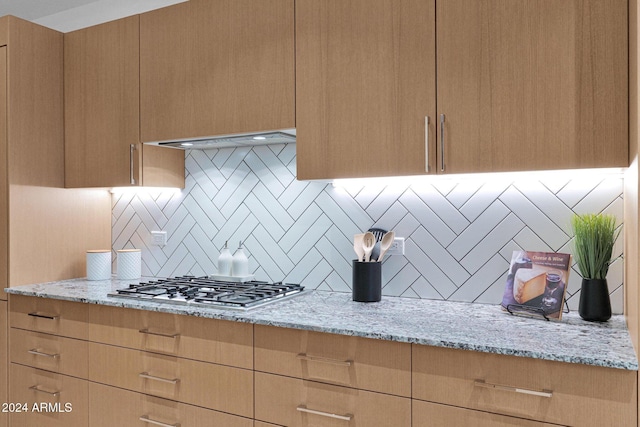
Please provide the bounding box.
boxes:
[296,0,627,179]
[0,15,110,293]
[296,0,437,180]
[64,16,185,188]
[437,0,628,174]
[139,0,295,143]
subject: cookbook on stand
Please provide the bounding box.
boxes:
[501,250,572,320]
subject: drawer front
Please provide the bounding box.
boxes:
[255,422,282,427]
[413,399,565,426]
[89,304,253,369]
[254,325,411,397]
[255,372,411,427]
[9,363,88,427]
[88,341,253,418]
[10,295,88,339]
[10,328,88,378]
[412,345,637,427]
[89,381,252,427]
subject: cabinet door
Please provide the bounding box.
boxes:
[0,301,6,427]
[255,372,411,427]
[9,364,88,427]
[88,304,253,369]
[413,400,565,426]
[10,329,88,379]
[296,0,436,179]
[412,345,637,427]
[64,16,139,188]
[10,295,88,340]
[254,324,411,397]
[89,382,252,427]
[64,16,184,188]
[140,0,295,143]
[437,0,627,174]
[88,342,254,418]
[0,45,6,302]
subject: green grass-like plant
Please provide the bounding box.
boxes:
[571,213,620,280]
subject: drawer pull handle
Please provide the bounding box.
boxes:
[130,144,137,185]
[296,353,352,367]
[296,405,353,421]
[439,113,446,172]
[29,385,60,397]
[139,372,180,385]
[474,379,553,398]
[139,415,181,427]
[28,312,59,320]
[28,349,59,359]
[425,115,430,172]
[139,328,181,339]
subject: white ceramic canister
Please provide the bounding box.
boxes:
[116,249,141,280]
[86,250,112,280]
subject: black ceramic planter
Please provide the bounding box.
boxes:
[578,278,612,322]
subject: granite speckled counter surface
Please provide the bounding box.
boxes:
[5,277,638,371]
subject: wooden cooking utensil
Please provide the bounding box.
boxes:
[362,231,376,262]
[377,231,396,262]
[353,233,365,262]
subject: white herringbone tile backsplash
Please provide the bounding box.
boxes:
[112,145,625,313]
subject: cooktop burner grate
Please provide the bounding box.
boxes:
[108,276,306,310]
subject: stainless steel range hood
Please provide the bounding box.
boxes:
[145,129,296,149]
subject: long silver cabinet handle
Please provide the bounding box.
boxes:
[28,312,59,320]
[139,328,181,339]
[474,379,553,398]
[296,405,353,421]
[296,353,352,367]
[425,116,430,172]
[139,372,180,385]
[29,385,60,397]
[28,349,59,359]
[439,114,446,172]
[139,415,181,427]
[130,144,137,185]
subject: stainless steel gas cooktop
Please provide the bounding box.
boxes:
[108,276,306,310]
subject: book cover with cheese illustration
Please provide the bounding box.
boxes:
[501,250,572,320]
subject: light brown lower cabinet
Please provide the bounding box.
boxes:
[254,324,411,397]
[9,363,88,427]
[255,371,411,426]
[89,381,252,427]
[413,345,637,427]
[88,304,253,369]
[9,295,88,340]
[413,400,565,426]
[10,328,88,378]
[255,422,282,427]
[88,341,254,418]
[0,301,6,427]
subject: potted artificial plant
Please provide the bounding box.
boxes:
[571,213,620,322]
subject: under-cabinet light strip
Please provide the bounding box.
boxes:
[331,168,625,189]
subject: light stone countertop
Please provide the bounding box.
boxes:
[5,277,638,370]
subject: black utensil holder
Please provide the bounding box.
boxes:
[352,260,382,302]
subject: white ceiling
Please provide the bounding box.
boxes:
[0,0,99,21]
[0,0,186,32]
